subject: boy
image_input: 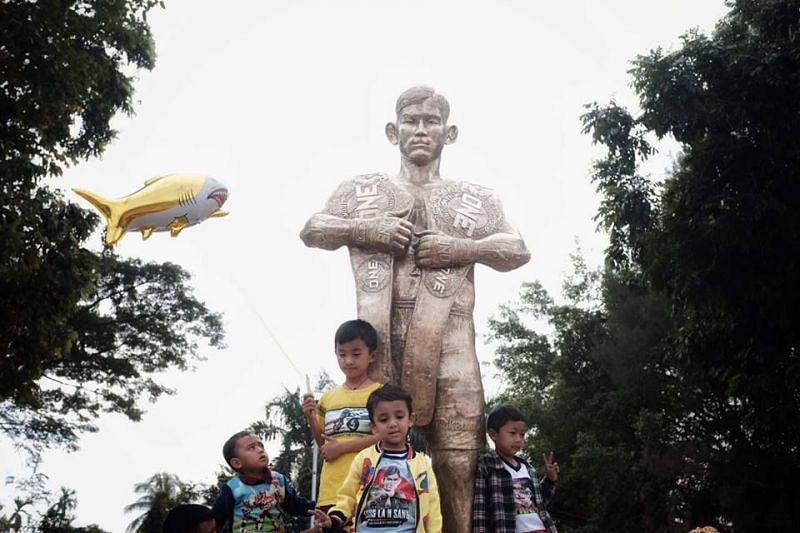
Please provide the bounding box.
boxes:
[163,504,217,533]
[310,384,442,532]
[302,320,383,513]
[472,405,559,533]
[211,431,317,532]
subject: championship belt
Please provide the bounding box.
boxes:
[401,181,504,426]
[324,174,413,384]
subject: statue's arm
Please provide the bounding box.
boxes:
[414,189,530,271]
[471,229,530,272]
[414,227,530,271]
[299,212,355,251]
[300,212,414,255]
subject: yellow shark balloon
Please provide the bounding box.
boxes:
[73,173,229,245]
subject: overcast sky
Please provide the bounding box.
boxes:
[1,1,729,530]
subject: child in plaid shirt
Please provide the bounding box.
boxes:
[472,404,559,533]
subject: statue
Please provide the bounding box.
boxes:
[300,86,530,532]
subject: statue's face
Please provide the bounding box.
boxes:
[394,98,449,165]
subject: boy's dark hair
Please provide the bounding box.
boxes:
[222,430,253,467]
[487,404,527,432]
[335,319,378,351]
[162,503,214,533]
[367,384,413,422]
[383,465,401,477]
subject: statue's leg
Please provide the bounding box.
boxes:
[422,314,484,533]
[390,303,413,386]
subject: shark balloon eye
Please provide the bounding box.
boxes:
[73,173,229,245]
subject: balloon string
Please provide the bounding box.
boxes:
[234,282,304,380]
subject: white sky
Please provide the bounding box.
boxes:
[1,1,729,530]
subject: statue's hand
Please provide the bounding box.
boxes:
[351,214,413,255]
[414,231,476,268]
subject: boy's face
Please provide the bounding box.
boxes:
[489,420,527,460]
[383,472,401,492]
[335,338,375,382]
[230,433,269,474]
[370,400,413,449]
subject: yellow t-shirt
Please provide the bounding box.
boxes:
[316,382,382,506]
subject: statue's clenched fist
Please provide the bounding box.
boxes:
[414,230,476,268]
[351,212,414,255]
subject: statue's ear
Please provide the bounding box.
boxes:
[385,122,399,145]
[445,124,458,145]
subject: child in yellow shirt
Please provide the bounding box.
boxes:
[302,320,383,516]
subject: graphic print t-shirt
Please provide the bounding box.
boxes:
[316,382,382,506]
[356,452,417,532]
[227,475,286,533]
[502,458,546,533]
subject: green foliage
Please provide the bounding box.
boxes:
[198,466,236,508]
[0,462,110,533]
[252,387,316,495]
[491,0,800,529]
[1,0,161,184]
[124,473,199,533]
[580,103,656,272]
[490,255,701,532]
[0,0,224,455]
[245,373,334,532]
[583,0,800,528]
[1,253,224,455]
[250,373,334,499]
[38,488,111,533]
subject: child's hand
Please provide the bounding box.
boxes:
[302,393,317,418]
[320,434,345,461]
[543,451,560,482]
[307,508,333,529]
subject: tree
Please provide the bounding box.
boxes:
[198,466,235,509]
[489,250,709,532]
[124,473,198,533]
[568,0,800,528]
[251,373,334,499]
[0,0,224,454]
[1,461,110,533]
[0,499,31,533]
[38,488,111,533]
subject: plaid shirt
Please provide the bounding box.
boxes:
[472,451,558,533]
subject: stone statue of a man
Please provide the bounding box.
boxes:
[300,86,530,532]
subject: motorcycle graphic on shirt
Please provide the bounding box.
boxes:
[324,407,370,434]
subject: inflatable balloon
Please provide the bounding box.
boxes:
[73,174,229,245]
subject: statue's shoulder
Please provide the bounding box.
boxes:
[353,172,388,182]
[435,178,500,200]
[325,172,383,198]
[337,172,390,187]
[458,179,496,196]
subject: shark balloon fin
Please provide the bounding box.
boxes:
[72,188,126,246]
[140,227,156,240]
[167,215,190,237]
[207,209,229,218]
[144,175,165,186]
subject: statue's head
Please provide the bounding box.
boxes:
[385,86,458,166]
